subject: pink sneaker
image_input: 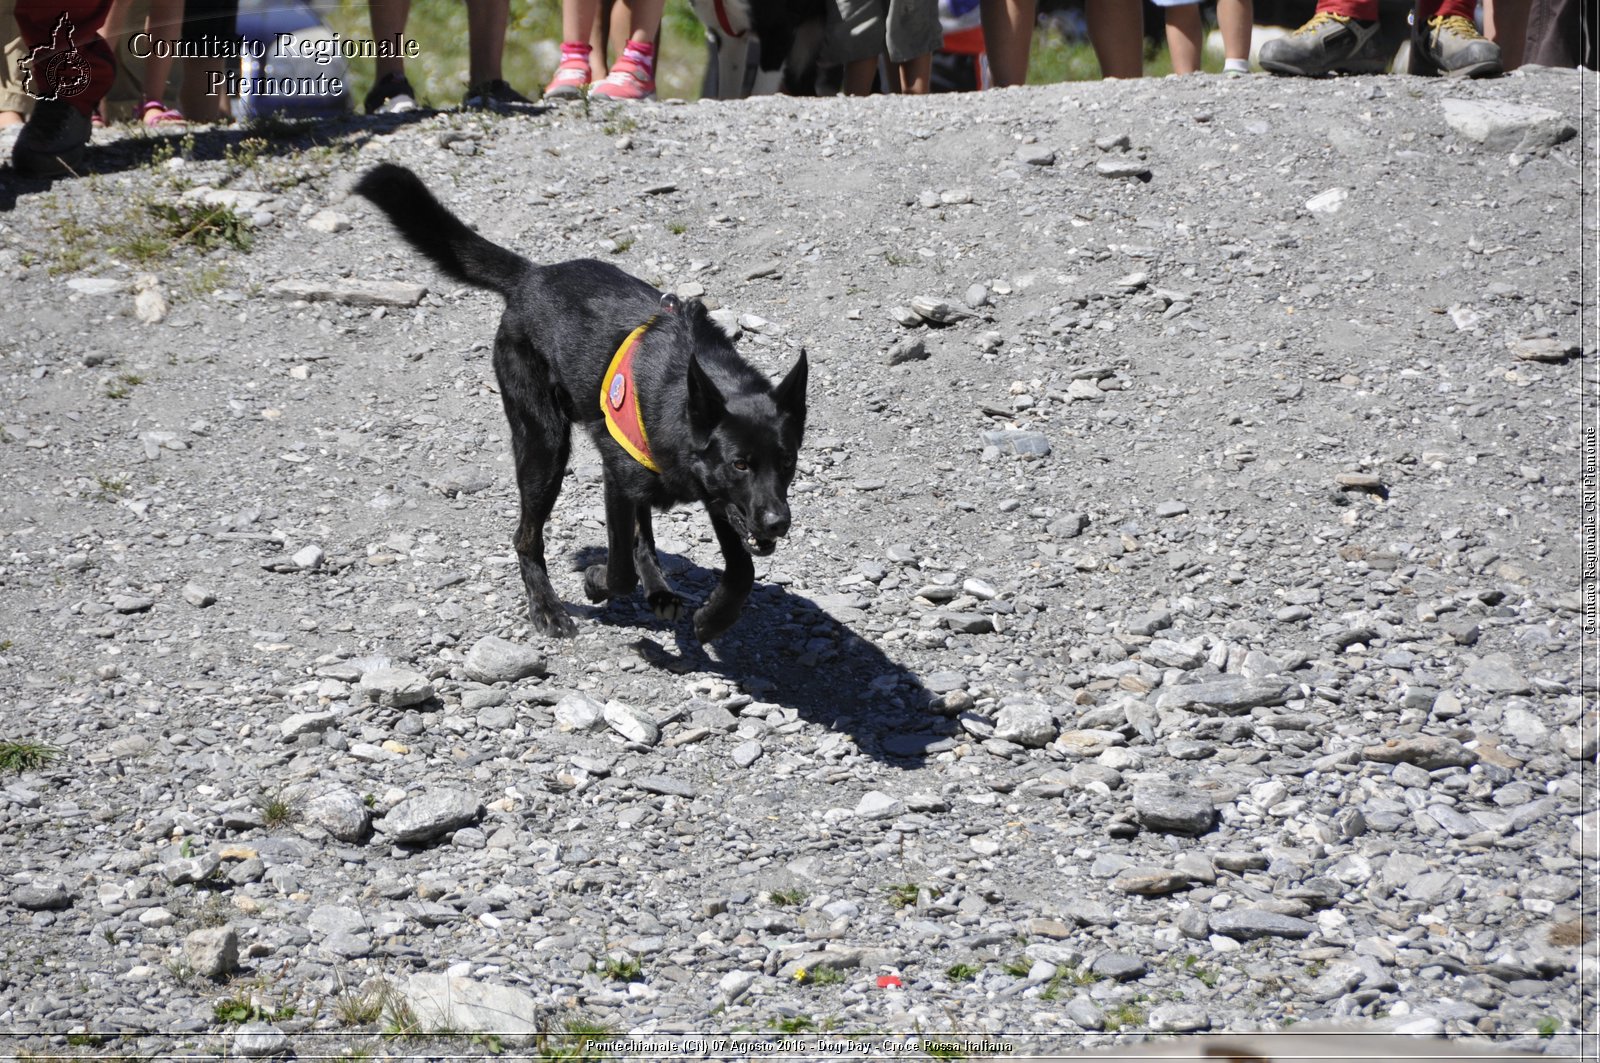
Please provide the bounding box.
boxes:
[544,59,591,100]
[590,55,655,101]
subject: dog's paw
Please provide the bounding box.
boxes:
[647,590,683,622]
[693,603,736,643]
[582,565,611,603]
[531,606,578,639]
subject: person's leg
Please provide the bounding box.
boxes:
[590,0,663,98]
[895,52,930,90]
[1483,0,1527,66]
[466,0,508,86]
[1216,0,1252,68]
[177,0,234,120]
[841,54,877,91]
[368,0,409,82]
[978,0,1034,85]
[1163,2,1202,72]
[1086,0,1143,76]
[1,0,36,125]
[13,0,117,175]
[138,0,179,119]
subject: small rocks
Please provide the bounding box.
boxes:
[462,636,547,684]
[268,278,427,307]
[381,789,481,845]
[1096,156,1150,179]
[909,295,974,325]
[181,583,216,607]
[358,668,434,708]
[1305,187,1350,214]
[1440,96,1576,152]
[1361,735,1477,770]
[554,692,606,732]
[1112,866,1192,895]
[993,703,1056,747]
[885,337,929,365]
[1132,782,1216,836]
[185,926,239,979]
[855,791,904,820]
[1208,909,1317,941]
[1017,145,1056,166]
[981,428,1051,457]
[1155,677,1292,714]
[13,880,73,911]
[303,790,372,843]
[397,975,542,1045]
[603,700,660,746]
[231,1023,289,1058]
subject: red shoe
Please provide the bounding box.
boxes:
[140,100,186,127]
[544,58,592,100]
[590,55,655,100]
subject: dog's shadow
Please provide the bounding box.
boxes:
[571,546,942,768]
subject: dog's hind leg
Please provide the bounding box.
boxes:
[499,345,578,638]
[582,484,640,604]
[693,511,756,642]
[632,508,683,622]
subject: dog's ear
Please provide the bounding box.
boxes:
[774,349,808,424]
[686,351,727,439]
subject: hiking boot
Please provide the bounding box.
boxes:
[544,59,592,100]
[11,98,91,178]
[590,56,655,101]
[1410,14,1502,76]
[364,72,418,114]
[463,79,534,111]
[1259,12,1388,76]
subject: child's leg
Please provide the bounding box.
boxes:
[1087,0,1143,77]
[142,0,181,108]
[842,55,877,93]
[1216,0,1252,67]
[1163,3,1202,72]
[895,52,931,91]
[978,0,1035,86]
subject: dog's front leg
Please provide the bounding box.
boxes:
[584,484,640,604]
[632,507,683,621]
[694,511,755,642]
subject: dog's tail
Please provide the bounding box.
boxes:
[353,163,529,298]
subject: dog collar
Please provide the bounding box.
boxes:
[712,0,745,38]
[601,316,662,474]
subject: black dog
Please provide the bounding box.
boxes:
[354,164,807,642]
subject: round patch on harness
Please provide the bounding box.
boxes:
[608,372,627,409]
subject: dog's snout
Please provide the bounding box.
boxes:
[758,507,790,539]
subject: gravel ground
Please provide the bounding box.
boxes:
[0,66,1594,1062]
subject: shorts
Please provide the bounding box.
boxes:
[824,0,943,65]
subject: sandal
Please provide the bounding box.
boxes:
[139,100,186,127]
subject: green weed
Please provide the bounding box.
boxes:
[0,741,58,773]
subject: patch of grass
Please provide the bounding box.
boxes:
[1001,957,1032,978]
[602,114,639,137]
[260,794,295,828]
[1104,1002,1146,1032]
[536,1015,617,1062]
[769,888,807,907]
[0,741,59,773]
[148,202,253,255]
[213,992,295,1026]
[945,963,981,983]
[65,1033,110,1048]
[600,956,642,982]
[104,373,145,401]
[666,220,689,235]
[794,965,844,986]
[1177,953,1219,988]
[886,883,942,909]
[1537,1017,1561,1038]
[1039,970,1068,1001]
[610,236,634,255]
[380,990,424,1039]
[883,251,913,267]
[333,984,387,1027]
[770,1015,814,1034]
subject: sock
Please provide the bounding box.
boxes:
[559,41,591,66]
[1224,57,1250,73]
[620,39,656,78]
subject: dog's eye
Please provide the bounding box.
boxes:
[733,460,749,472]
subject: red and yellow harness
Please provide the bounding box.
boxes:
[600,316,661,473]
